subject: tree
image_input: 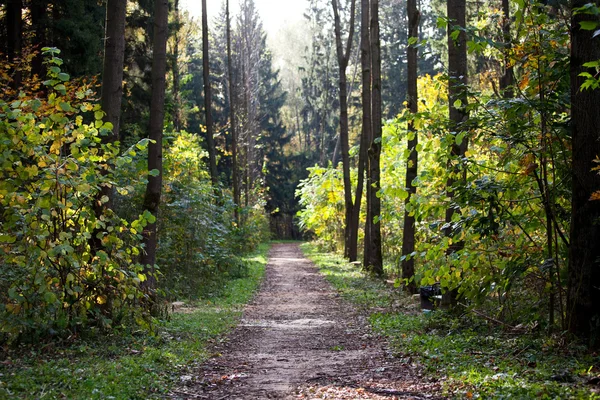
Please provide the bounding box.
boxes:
[567,0,600,346]
[442,0,468,305]
[359,0,372,266]
[331,0,357,259]
[5,0,23,89]
[226,0,240,221]
[400,0,419,293]
[364,0,384,275]
[99,0,127,205]
[141,0,169,288]
[202,0,218,187]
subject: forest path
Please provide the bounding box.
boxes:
[170,243,441,399]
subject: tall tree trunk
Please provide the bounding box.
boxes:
[91,0,127,253]
[366,0,383,275]
[443,0,468,305]
[141,0,169,289]
[172,0,182,132]
[499,0,513,98]
[401,0,419,294]
[30,0,47,78]
[568,0,600,347]
[360,0,372,267]
[100,0,126,145]
[226,0,240,222]
[6,0,23,89]
[202,0,218,187]
[331,0,356,259]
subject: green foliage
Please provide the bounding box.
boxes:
[296,166,347,251]
[303,243,600,399]
[114,131,270,300]
[0,49,152,344]
[0,244,269,399]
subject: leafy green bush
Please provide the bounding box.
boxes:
[0,49,153,344]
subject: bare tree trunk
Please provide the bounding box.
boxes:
[226,0,240,222]
[172,0,182,132]
[401,0,419,294]
[360,0,372,267]
[202,0,218,187]
[499,0,513,98]
[30,0,47,78]
[568,0,600,348]
[141,0,169,289]
[6,0,23,89]
[332,0,356,259]
[90,0,127,256]
[366,0,383,276]
[443,0,468,305]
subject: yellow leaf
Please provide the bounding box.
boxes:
[97,295,107,305]
[590,191,600,201]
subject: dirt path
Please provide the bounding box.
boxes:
[170,243,442,399]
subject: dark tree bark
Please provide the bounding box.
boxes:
[365,0,383,275]
[443,0,468,305]
[331,0,357,260]
[360,0,372,267]
[100,0,126,146]
[172,0,182,132]
[568,0,600,347]
[90,0,127,253]
[30,0,47,78]
[6,0,23,88]
[202,0,218,187]
[227,0,240,222]
[141,0,169,288]
[499,0,513,98]
[401,0,420,294]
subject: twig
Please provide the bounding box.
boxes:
[458,302,516,330]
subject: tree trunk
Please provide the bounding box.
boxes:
[366,0,383,276]
[360,0,372,267]
[30,0,47,78]
[172,0,182,132]
[141,0,169,289]
[568,0,600,347]
[202,0,218,187]
[443,0,468,305]
[6,0,23,89]
[331,0,356,260]
[226,0,240,222]
[90,0,127,253]
[499,0,513,98]
[401,0,419,294]
[100,0,126,145]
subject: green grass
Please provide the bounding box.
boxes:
[301,242,600,399]
[0,243,269,400]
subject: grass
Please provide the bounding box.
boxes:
[0,243,269,399]
[301,242,600,399]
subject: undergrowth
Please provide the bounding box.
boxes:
[0,243,269,399]
[301,242,600,399]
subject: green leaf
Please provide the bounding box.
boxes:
[148,169,160,177]
[579,20,598,30]
[58,72,70,82]
[0,234,16,243]
[94,110,104,120]
[453,99,462,109]
[44,292,57,304]
[59,102,73,112]
[143,210,157,224]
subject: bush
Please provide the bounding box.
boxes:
[0,49,152,344]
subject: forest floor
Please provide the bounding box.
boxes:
[168,242,442,399]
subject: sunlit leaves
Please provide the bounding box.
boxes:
[0,54,150,343]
